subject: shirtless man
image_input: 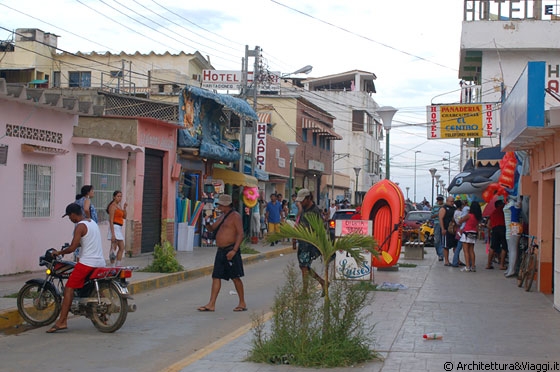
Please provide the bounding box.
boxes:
[198,194,247,312]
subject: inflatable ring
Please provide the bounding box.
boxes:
[360,179,405,268]
[243,194,258,208]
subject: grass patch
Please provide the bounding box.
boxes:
[141,241,184,273]
[3,293,18,298]
[247,264,380,367]
[240,238,260,255]
[398,263,417,268]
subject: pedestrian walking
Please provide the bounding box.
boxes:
[106,190,127,266]
[198,194,247,312]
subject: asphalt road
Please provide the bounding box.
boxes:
[0,253,296,372]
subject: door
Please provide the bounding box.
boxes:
[141,149,163,253]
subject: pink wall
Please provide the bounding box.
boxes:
[0,99,78,275]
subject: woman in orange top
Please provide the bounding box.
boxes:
[106,190,127,266]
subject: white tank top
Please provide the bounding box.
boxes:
[78,219,106,267]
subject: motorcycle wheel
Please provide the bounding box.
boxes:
[17,283,61,326]
[89,282,128,333]
[425,233,434,247]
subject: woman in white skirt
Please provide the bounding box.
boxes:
[458,201,482,272]
[106,190,127,266]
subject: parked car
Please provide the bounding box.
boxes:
[328,209,358,241]
[402,210,432,243]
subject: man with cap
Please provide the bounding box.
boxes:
[46,203,105,333]
[198,194,247,312]
[431,195,445,261]
[294,189,326,295]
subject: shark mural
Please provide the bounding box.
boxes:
[447,158,501,200]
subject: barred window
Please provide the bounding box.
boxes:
[23,164,52,217]
[90,156,121,222]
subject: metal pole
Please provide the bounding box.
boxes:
[385,130,390,179]
[288,156,293,211]
[250,46,260,178]
[414,150,420,202]
[331,151,335,205]
[429,168,437,207]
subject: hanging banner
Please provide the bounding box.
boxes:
[427,104,496,139]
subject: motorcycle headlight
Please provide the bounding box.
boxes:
[46,269,52,275]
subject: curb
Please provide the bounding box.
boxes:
[0,247,295,334]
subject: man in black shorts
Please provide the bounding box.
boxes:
[294,189,326,295]
[198,194,247,312]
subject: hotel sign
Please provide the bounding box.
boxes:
[427,104,496,139]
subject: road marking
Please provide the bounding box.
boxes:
[161,311,273,372]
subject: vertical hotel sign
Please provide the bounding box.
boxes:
[427,104,496,139]
[256,122,267,171]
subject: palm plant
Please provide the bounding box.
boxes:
[267,214,378,301]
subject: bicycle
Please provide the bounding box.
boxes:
[517,235,539,292]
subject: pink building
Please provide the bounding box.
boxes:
[0,79,179,275]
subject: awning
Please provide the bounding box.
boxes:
[212,167,258,187]
[72,137,144,152]
[29,79,48,85]
[302,118,342,140]
[258,112,271,123]
[182,85,258,121]
[21,143,68,155]
[244,164,269,181]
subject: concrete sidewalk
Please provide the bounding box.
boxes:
[0,240,294,333]
[178,242,560,372]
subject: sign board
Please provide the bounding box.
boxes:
[201,70,281,91]
[335,219,372,237]
[334,219,373,280]
[335,250,372,280]
[427,104,496,139]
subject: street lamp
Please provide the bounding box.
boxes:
[405,186,410,200]
[435,174,441,197]
[414,150,421,203]
[286,141,299,210]
[429,168,437,206]
[443,151,451,186]
[439,180,445,197]
[377,106,398,180]
[353,167,361,205]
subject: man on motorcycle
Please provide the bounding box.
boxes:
[46,203,106,333]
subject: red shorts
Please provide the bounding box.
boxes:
[66,262,95,289]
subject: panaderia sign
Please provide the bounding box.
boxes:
[427,104,496,139]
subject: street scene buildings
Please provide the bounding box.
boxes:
[1,0,560,313]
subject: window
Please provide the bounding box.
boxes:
[76,154,85,192]
[87,156,122,222]
[68,71,91,88]
[326,139,331,151]
[302,128,308,142]
[319,136,325,149]
[23,164,52,217]
[352,110,365,132]
[110,70,123,78]
[53,71,61,88]
[312,132,317,146]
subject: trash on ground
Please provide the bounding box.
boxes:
[378,282,408,290]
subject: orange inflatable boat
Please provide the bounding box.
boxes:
[360,179,405,268]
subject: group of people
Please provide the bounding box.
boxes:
[199,188,328,313]
[430,193,522,276]
[74,185,128,266]
[46,185,128,333]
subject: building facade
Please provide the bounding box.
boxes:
[459,0,560,304]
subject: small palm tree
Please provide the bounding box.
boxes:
[267,214,378,301]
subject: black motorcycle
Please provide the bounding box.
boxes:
[17,246,137,333]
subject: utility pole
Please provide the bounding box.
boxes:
[331,153,349,205]
[240,46,260,178]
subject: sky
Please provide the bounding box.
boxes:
[0,0,466,203]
